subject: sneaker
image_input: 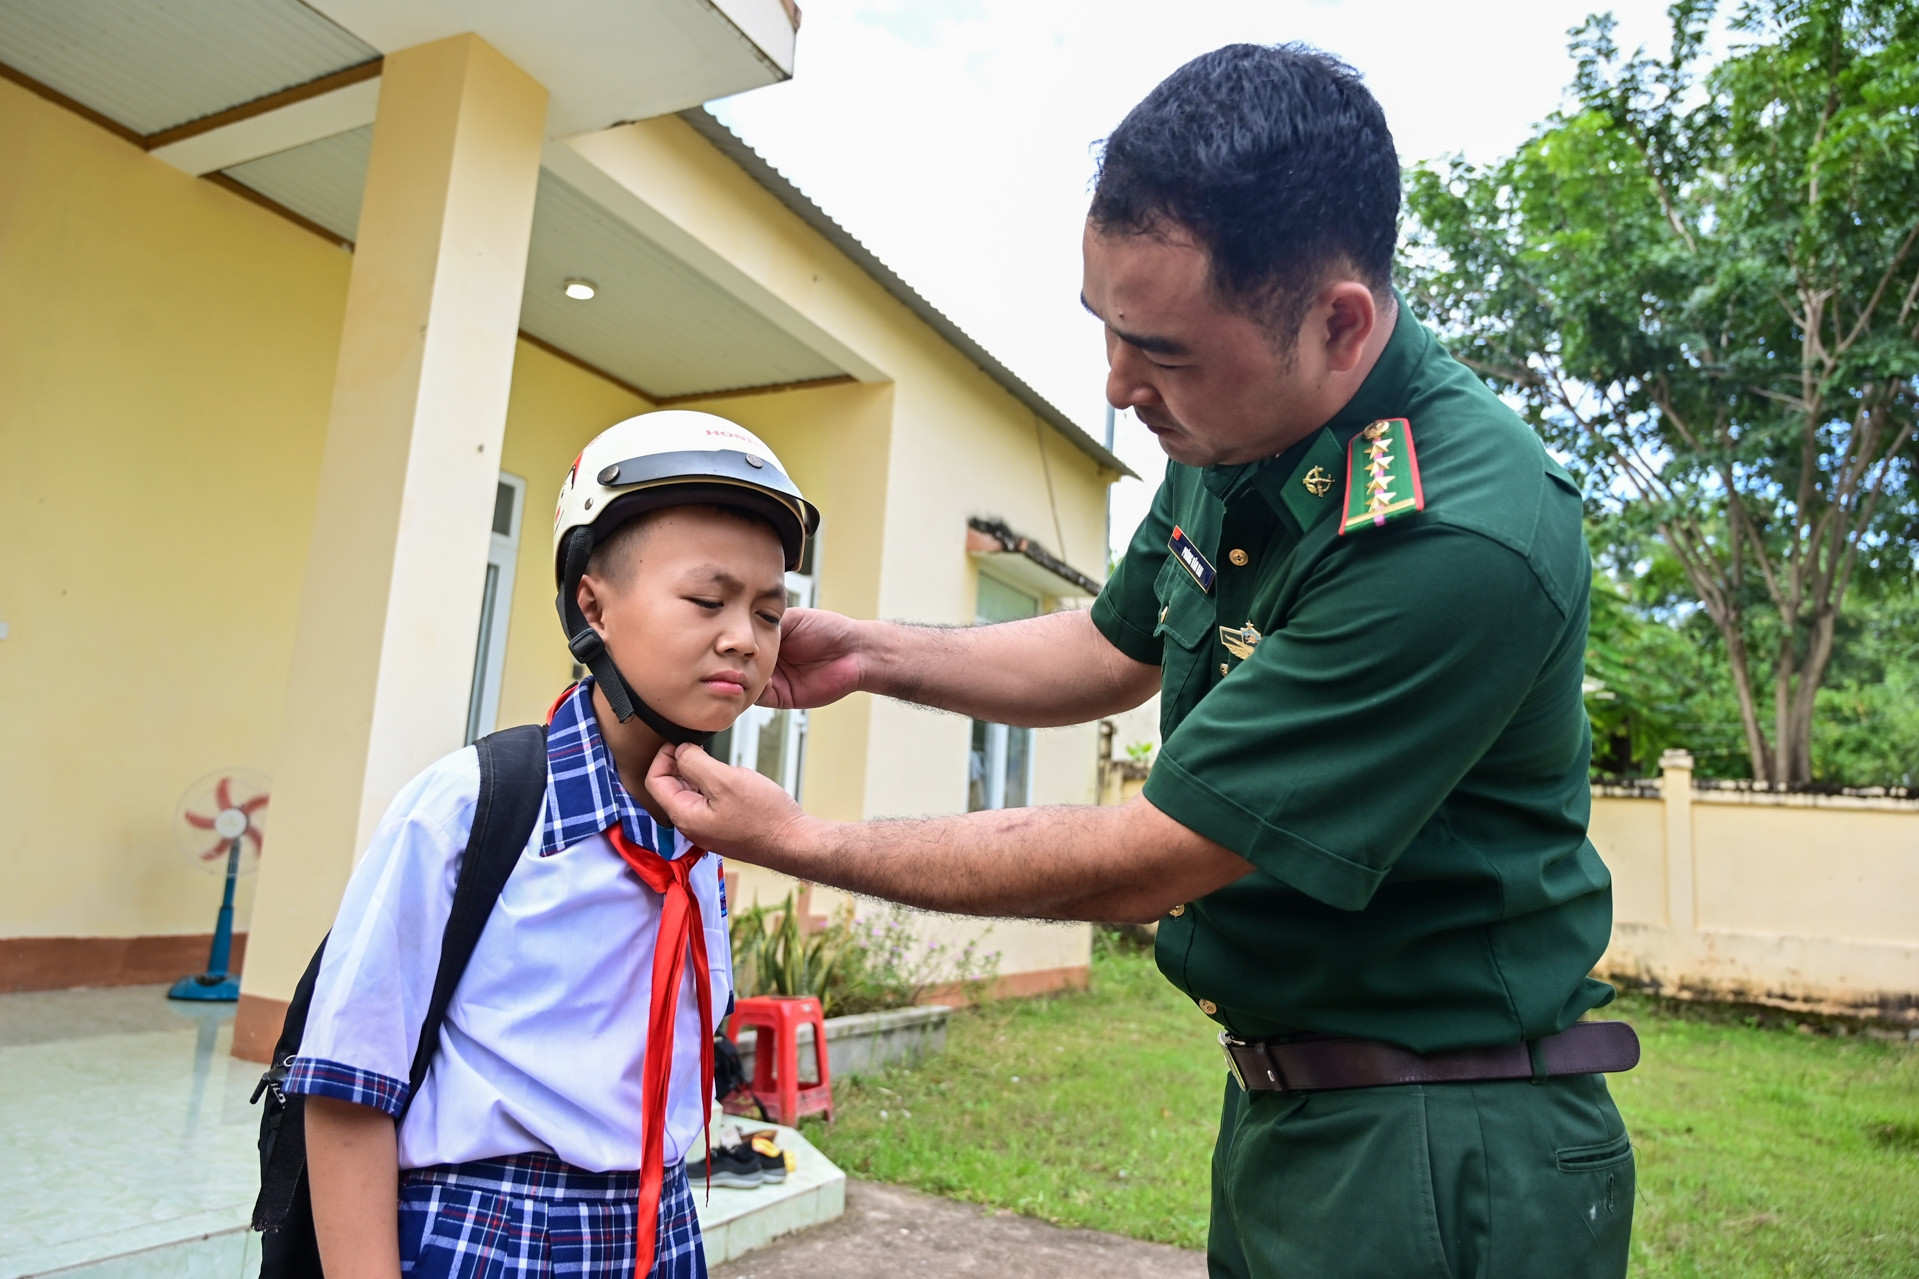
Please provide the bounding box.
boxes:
[746,1132,788,1184]
[690,1143,763,1189]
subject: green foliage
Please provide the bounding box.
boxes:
[1809,582,1919,785]
[729,893,1000,1018]
[845,903,1001,1012]
[730,893,864,1017]
[810,952,1919,1273]
[1587,567,1751,777]
[1585,527,1919,783]
[1405,0,1919,783]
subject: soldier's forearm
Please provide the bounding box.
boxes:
[764,796,1252,924]
[860,610,1160,728]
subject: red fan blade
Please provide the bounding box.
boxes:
[241,795,269,815]
[183,810,216,829]
[245,827,264,853]
[215,777,234,809]
[201,840,227,861]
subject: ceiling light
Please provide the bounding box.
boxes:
[563,278,597,301]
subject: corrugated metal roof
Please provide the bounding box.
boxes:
[224,125,371,242]
[520,169,845,398]
[677,108,1131,477]
[0,0,376,136]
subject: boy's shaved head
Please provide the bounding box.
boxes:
[587,504,781,588]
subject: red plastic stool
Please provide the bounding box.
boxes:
[726,995,834,1125]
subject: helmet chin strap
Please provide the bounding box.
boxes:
[556,530,717,751]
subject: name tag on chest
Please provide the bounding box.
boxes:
[1169,525,1216,593]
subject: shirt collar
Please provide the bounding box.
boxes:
[1204,290,1433,534]
[540,678,670,858]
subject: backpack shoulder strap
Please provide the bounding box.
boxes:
[400,723,549,1113]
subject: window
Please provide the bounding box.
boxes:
[708,551,818,798]
[968,574,1038,811]
[464,474,525,745]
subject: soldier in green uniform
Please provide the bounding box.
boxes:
[644,43,1636,1279]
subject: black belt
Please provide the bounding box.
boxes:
[1221,1021,1640,1093]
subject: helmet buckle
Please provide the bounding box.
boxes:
[566,628,605,663]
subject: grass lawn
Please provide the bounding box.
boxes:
[803,947,1919,1276]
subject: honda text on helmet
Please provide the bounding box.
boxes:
[552,410,821,747]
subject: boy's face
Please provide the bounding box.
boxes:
[576,506,787,734]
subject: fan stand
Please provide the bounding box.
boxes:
[168,809,247,1002]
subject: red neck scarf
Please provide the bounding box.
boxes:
[607,824,715,1279]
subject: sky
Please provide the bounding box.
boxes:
[708,0,1685,565]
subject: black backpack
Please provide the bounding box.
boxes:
[250,724,549,1279]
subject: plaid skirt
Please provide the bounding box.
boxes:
[398,1152,706,1279]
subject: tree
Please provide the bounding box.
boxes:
[1585,559,1750,779]
[1403,0,1919,784]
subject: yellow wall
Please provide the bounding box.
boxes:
[493,342,651,731]
[0,78,347,940]
[1592,776,1919,1022]
[0,81,649,943]
[1588,795,1667,928]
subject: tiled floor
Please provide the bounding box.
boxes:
[0,985,842,1278]
[0,986,262,1279]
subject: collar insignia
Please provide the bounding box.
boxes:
[1302,465,1334,498]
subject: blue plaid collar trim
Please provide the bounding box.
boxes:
[540,679,672,858]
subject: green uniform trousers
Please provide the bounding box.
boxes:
[1208,1071,1633,1278]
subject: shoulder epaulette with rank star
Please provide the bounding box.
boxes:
[1339,418,1425,535]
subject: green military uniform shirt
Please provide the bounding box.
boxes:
[1091,303,1615,1054]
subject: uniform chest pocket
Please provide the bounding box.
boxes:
[1154,559,1217,738]
[1154,558,1215,650]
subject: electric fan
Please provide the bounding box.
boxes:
[167,768,269,1001]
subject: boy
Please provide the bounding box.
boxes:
[286,410,820,1279]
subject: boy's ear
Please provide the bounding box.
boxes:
[576,574,610,635]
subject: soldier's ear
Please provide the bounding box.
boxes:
[1317,282,1379,373]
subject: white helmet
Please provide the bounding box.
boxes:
[553,410,819,580]
[552,410,821,742]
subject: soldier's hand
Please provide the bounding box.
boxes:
[646,744,812,864]
[760,607,866,709]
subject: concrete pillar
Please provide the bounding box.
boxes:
[234,35,547,1061]
[1660,748,1696,933]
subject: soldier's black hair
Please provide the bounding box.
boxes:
[1090,43,1400,341]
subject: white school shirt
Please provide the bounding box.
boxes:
[286,681,732,1172]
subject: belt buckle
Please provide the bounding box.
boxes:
[1219,1031,1251,1091]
